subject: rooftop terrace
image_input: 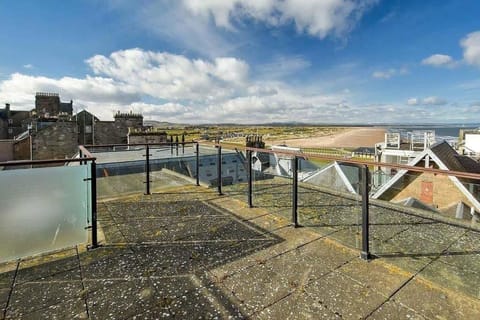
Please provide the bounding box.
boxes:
[1,143,480,319]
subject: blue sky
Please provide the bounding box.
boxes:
[0,0,479,124]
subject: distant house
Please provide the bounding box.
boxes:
[35,92,73,119]
[374,130,436,169]
[458,128,480,156]
[73,110,100,145]
[372,141,480,221]
[0,103,31,139]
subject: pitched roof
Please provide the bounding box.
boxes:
[372,140,480,212]
[430,141,480,173]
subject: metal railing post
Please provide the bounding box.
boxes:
[79,149,84,165]
[195,142,200,186]
[217,145,222,195]
[182,134,185,154]
[145,145,150,195]
[247,150,253,208]
[292,156,299,227]
[361,165,371,260]
[91,160,98,248]
[176,136,179,156]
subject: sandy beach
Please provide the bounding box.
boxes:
[267,127,386,148]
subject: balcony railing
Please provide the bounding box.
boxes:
[0,147,97,263]
[2,140,480,263]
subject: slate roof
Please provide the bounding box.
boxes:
[430,141,480,173]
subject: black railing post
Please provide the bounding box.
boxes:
[79,149,84,165]
[247,150,253,208]
[217,145,222,195]
[182,134,185,154]
[91,160,98,248]
[145,145,150,195]
[176,136,179,156]
[292,156,299,227]
[195,142,200,186]
[170,136,173,155]
[361,165,371,260]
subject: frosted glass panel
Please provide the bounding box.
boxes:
[0,165,89,263]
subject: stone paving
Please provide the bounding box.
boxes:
[1,178,480,319]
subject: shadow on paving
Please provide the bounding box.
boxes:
[223,179,480,301]
[1,199,283,319]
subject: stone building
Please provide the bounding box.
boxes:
[91,111,144,145]
[127,128,167,144]
[0,103,31,139]
[73,110,99,146]
[34,92,72,119]
[1,93,146,160]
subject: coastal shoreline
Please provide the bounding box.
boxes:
[266,127,386,148]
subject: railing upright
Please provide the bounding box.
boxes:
[217,145,222,195]
[91,160,98,248]
[145,144,151,195]
[361,165,371,260]
[176,136,179,156]
[247,150,253,208]
[292,156,299,227]
[195,142,200,186]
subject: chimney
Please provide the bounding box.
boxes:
[5,103,10,117]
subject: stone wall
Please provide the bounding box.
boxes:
[94,116,144,145]
[0,120,7,140]
[35,93,72,118]
[35,93,61,118]
[128,133,167,144]
[0,140,14,161]
[32,122,78,159]
[94,122,127,145]
[13,138,30,160]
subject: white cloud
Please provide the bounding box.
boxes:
[407,98,419,106]
[407,96,447,106]
[5,47,469,124]
[0,48,348,123]
[256,55,311,79]
[421,54,456,68]
[86,48,249,102]
[372,67,407,79]
[423,96,447,105]
[461,31,480,67]
[23,64,34,69]
[182,0,378,39]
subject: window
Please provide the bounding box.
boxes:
[85,125,92,133]
[7,119,13,125]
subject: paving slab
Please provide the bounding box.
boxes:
[418,258,480,298]
[85,278,171,319]
[302,271,387,319]
[209,227,321,282]
[5,281,84,319]
[367,300,426,320]
[393,277,480,319]
[217,258,295,316]
[337,259,411,297]
[2,184,480,319]
[79,246,145,280]
[253,288,341,320]
[16,250,80,284]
